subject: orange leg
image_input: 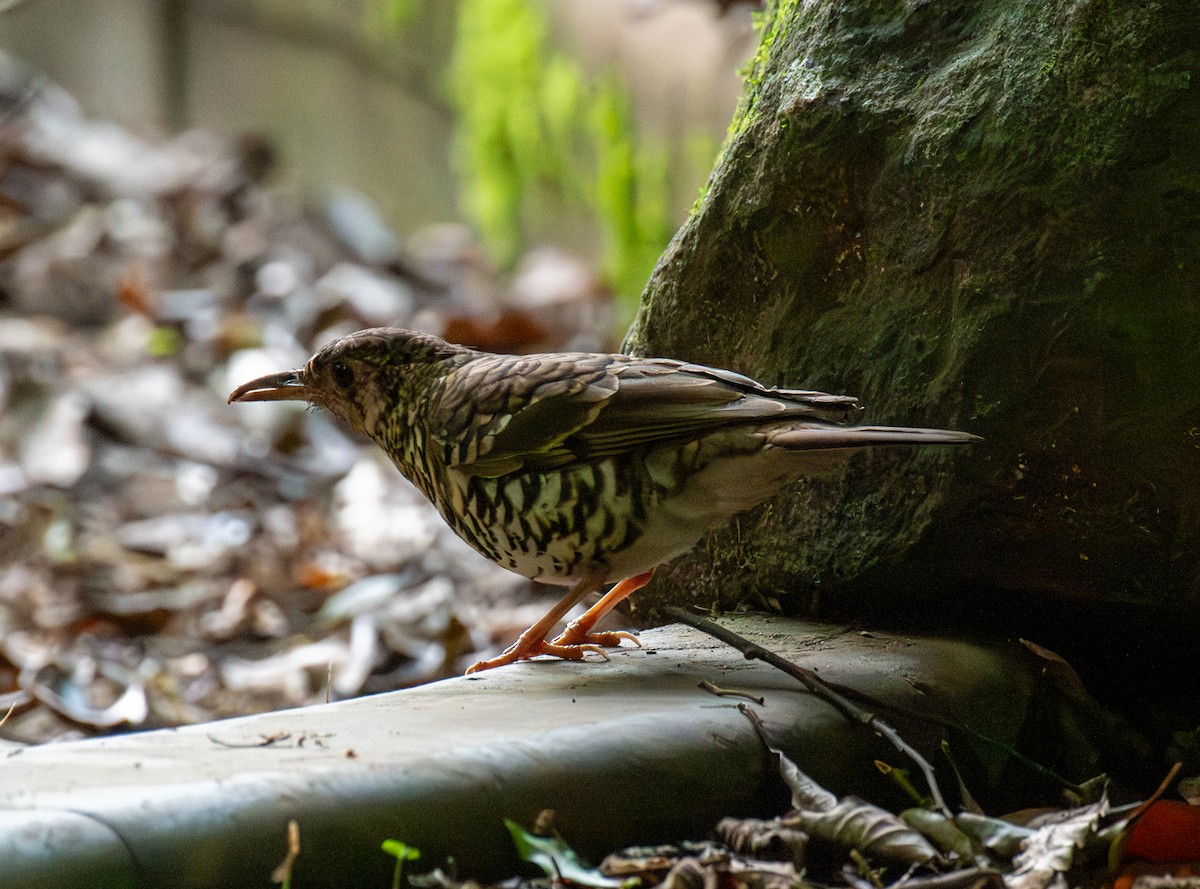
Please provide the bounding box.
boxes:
[465,575,608,674]
[550,569,654,649]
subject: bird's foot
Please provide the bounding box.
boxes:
[464,572,647,673]
[542,570,651,652]
[549,624,641,650]
[465,640,609,674]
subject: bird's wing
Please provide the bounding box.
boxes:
[430,354,859,477]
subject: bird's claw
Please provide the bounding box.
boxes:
[465,641,610,674]
[549,627,641,649]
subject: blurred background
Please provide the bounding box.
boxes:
[1,0,755,327]
[0,0,759,742]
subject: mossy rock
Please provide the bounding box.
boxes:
[625,0,1200,618]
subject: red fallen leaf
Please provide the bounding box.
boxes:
[1113,861,1200,889]
[296,560,350,592]
[1124,800,1200,862]
[441,310,549,354]
[118,265,155,317]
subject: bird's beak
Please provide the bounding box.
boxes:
[227,370,310,404]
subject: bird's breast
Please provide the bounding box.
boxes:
[425,458,658,583]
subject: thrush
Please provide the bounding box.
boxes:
[229,327,978,673]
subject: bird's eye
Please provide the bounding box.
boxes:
[331,361,354,389]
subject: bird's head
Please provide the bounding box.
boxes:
[228,327,467,436]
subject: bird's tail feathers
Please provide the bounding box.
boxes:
[769,425,980,451]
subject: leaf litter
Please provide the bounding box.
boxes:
[368,735,1197,889]
[0,53,614,744]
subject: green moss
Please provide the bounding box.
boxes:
[729,0,803,137]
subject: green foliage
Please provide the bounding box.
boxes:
[381,839,421,889]
[448,0,673,312]
[504,818,629,888]
[367,0,425,33]
[448,0,546,265]
[590,75,672,309]
[146,325,183,358]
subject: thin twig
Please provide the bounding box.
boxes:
[1126,762,1183,822]
[670,609,1086,795]
[207,731,292,748]
[665,606,951,817]
[698,679,765,705]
